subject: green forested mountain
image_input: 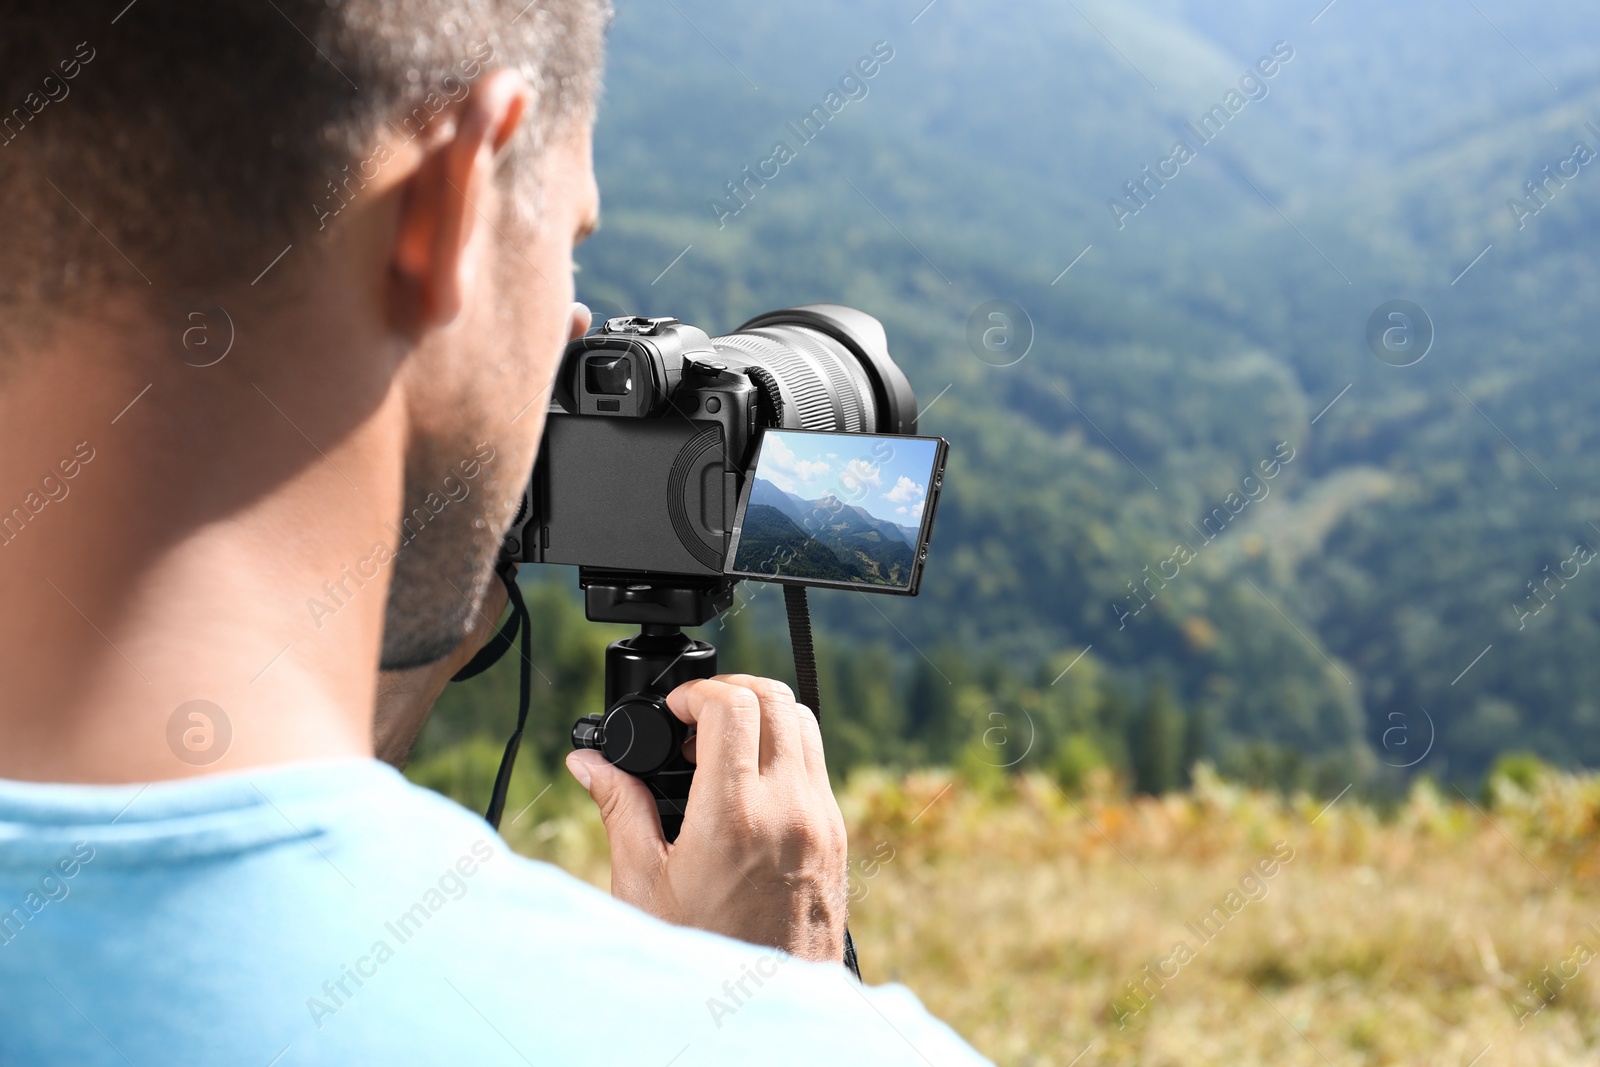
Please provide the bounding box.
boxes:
[424,0,1600,793]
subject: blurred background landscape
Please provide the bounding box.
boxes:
[409,0,1600,1061]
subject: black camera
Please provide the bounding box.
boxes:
[493,303,945,843]
[501,303,926,583]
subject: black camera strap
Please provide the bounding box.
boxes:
[781,583,861,981]
[749,366,860,977]
[450,563,532,829]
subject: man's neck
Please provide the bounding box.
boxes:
[0,302,403,782]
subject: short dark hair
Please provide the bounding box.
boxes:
[0,0,608,314]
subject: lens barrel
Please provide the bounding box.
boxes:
[719,304,918,436]
[711,325,876,431]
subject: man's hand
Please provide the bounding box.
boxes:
[373,575,511,766]
[564,675,849,963]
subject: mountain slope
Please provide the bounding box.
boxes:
[570,0,1600,780]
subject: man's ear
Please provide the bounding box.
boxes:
[389,69,530,333]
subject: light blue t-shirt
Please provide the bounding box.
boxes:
[0,759,990,1065]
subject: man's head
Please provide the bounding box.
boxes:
[1,0,607,670]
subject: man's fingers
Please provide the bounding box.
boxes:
[664,679,761,785]
[792,703,833,796]
[565,749,667,880]
[715,674,806,774]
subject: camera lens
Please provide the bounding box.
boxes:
[584,354,633,396]
[711,326,873,431]
[711,305,918,436]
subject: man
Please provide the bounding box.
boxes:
[0,1,990,1063]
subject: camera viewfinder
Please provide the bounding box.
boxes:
[584,354,634,397]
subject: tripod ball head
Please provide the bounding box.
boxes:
[572,695,690,777]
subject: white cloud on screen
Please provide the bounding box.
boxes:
[885,475,925,505]
[839,458,882,499]
[762,433,831,492]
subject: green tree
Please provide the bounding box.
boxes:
[1129,684,1185,795]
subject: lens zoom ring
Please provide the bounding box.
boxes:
[767,327,869,433]
[710,333,834,430]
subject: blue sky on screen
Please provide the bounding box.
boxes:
[755,431,938,526]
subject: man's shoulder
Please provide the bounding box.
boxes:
[0,761,991,1065]
[327,765,992,1063]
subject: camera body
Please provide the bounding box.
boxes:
[502,304,916,581]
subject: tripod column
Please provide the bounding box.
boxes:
[594,626,715,842]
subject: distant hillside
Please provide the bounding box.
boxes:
[563,0,1600,782]
[734,504,849,581]
[747,477,812,525]
[735,480,917,587]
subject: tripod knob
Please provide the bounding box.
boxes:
[571,695,688,777]
[571,715,605,751]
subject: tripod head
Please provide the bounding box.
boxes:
[568,569,736,841]
[577,569,735,628]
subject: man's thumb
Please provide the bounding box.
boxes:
[565,749,666,863]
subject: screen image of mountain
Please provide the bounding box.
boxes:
[735,478,918,586]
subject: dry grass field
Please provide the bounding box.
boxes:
[498,765,1600,1066]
